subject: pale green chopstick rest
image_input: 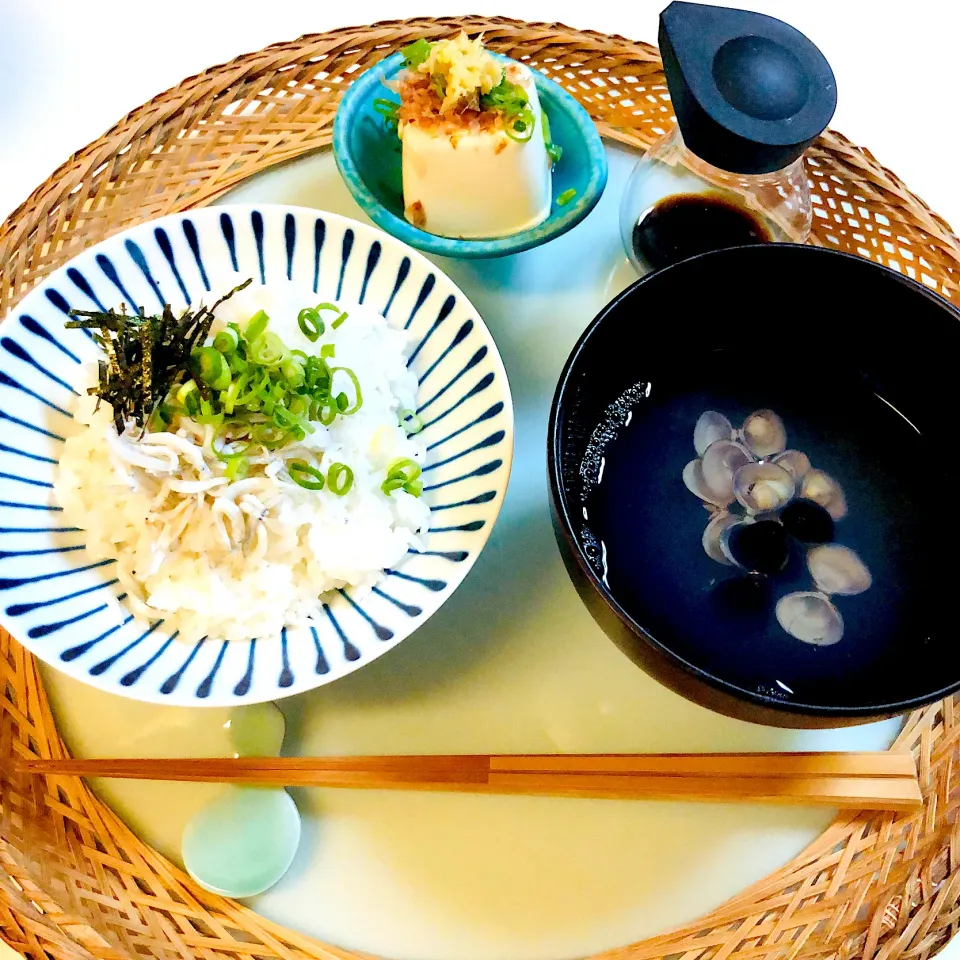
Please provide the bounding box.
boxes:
[181,785,301,897]
[182,703,301,897]
[227,701,286,758]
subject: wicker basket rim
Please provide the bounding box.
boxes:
[2,17,960,960]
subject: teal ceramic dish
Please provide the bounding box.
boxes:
[333,51,608,259]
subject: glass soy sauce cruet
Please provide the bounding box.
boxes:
[620,1,837,275]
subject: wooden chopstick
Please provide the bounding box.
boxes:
[13,752,922,811]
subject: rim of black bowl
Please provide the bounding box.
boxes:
[548,242,960,720]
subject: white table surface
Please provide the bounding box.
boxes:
[2,2,959,959]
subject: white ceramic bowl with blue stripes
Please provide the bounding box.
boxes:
[0,205,513,705]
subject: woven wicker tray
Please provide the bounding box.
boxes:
[2,16,960,960]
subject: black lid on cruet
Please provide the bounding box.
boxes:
[659,1,837,175]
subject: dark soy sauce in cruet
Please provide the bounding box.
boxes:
[631,193,773,273]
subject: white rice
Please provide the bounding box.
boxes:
[54,280,430,643]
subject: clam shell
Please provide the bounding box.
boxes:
[780,498,834,544]
[807,544,872,596]
[700,440,752,504]
[683,459,733,507]
[721,518,789,574]
[694,411,734,457]
[719,521,742,567]
[775,591,844,646]
[772,450,811,480]
[741,409,787,458]
[800,469,847,520]
[702,511,738,565]
[732,461,796,514]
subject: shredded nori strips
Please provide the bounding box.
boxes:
[66,279,252,432]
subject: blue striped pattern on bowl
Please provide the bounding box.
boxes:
[0,205,513,705]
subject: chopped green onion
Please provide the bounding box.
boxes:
[214,445,251,466]
[480,73,529,118]
[299,303,348,338]
[402,478,423,497]
[252,423,288,448]
[252,371,274,400]
[250,332,286,367]
[252,379,277,406]
[288,459,325,490]
[327,462,354,496]
[402,37,433,70]
[195,398,224,426]
[280,358,304,385]
[303,355,327,388]
[146,407,167,432]
[557,188,577,206]
[220,379,239,414]
[330,366,363,414]
[541,111,563,165]
[386,458,421,482]
[142,295,368,455]
[245,310,269,343]
[225,456,249,483]
[297,307,324,342]
[311,302,349,330]
[192,346,232,391]
[480,73,535,141]
[213,326,240,354]
[382,457,421,495]
[288,395,310,419]
[399,409,423,435]
[505,108,535,143]
[381,475,406,494]
[272,404,304,432]
[176,380,200,416]
[212,434,252,463]
[231,372,262,408]
[373,98,401,127]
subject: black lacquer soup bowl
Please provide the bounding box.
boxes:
[548,244,960,727]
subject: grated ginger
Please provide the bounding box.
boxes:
[419,32,503,114]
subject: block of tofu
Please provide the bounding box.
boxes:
[399,64,552,239]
